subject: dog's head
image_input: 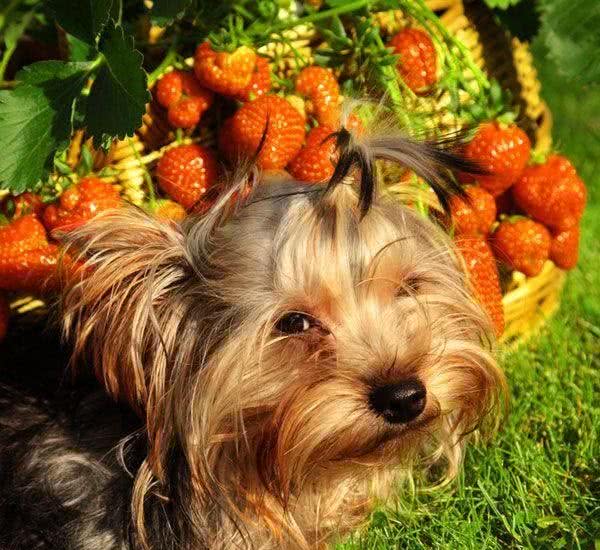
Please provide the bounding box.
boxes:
[61,125,506,548]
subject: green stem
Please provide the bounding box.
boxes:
[147,38,179,87]
[0,0,22,33]
[127,138,156,207]
[269,0,371,35]
[0,9,34,81]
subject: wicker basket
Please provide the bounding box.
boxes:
[8,0,565,347]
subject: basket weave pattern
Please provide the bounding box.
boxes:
[10,0,565,346]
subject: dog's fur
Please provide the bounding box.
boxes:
[0,124,506,549]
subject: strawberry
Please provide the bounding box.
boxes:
[1,192,44,219]
[449,185,496,236]
[0,215,63,293]
[43,177,121,233]
[194,42,256,96]
[511,154,586,231]
[295,66,340,128]
[155,144,218,210]
[388,28,437,94]
[155,70,214,129]
[287,126,337,183]
[233,56,272,101]
[456,236,504,336]
[549,226,579,270]
[153,199,187,222]
[491,218,551,277]
[219,95,305,170]
[461,122,531,197]
[0,293,8,342]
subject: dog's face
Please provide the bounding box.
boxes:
[62,175,504,547]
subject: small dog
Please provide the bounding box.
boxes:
[0,121,506,549]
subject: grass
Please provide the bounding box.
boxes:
[338,38,600,549]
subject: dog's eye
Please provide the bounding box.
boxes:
[396,275,421,297]
[276,313,313,334]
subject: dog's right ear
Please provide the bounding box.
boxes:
[61,207,194,417]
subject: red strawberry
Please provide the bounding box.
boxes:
[287,126,337,183]
[511,154,586,231]
[155,70,214,129]
[155,144,218,210]
[549,226,579,270]
[43,177,121,233]
[194,42,256,96]
[295,66,340,128]
[155,70,184,107]
[461,122,531,197]
[1,192,44,219]
[0,214,47,254]
[234,56,271,102]
[491,218,551,277]
[0,293,8,341]
[0,215,63,293]
[449,186,496,236]
[219,95,305,170]
[456,236,504,336]
[388,28,437,94]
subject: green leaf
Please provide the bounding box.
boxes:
[67,33,95,62]
[0,10,35,81]
[541,0,600,86]
[150,0,192,25]
[47,0,121,45]
[483,0,522,8]
[0,60,94,192]
[85,23,149,145]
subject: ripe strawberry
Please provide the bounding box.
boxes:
[295,66,340,128]
[1,192,44,219]
[287,126,337,183]
[234,56,272,101]
[0,214,47,254]
[155,70,214,129]
[0,215,63,293]
[43,177,121,233]
[153,199,187,222]
[461,122,531,197]
[449,185,496,236]
[219,95,305,170]
[456,236,504,336]
[155,70,184,107]
[155,144,218,210]
[194,42,256,96]
[0,293,8,342]
[511,154,586,231]
[388,28,437,94]
[491,218,551,277]
[549,226,579,270]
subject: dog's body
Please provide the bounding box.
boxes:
[0,129,505,549]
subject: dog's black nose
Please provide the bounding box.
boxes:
[369,379,426,424]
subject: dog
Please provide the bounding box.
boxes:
[0,122,506,549]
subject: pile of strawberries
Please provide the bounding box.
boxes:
[0,31,587,341]
[450,122,586,335]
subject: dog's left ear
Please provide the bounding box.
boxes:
[61,207,194,417]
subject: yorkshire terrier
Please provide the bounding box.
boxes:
[0,119,506,549]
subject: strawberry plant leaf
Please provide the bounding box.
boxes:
[482,0,522,8]
[151,0,192,25]
[85,24,150,146]
[47,0,122,45]
[0,60,94,193]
